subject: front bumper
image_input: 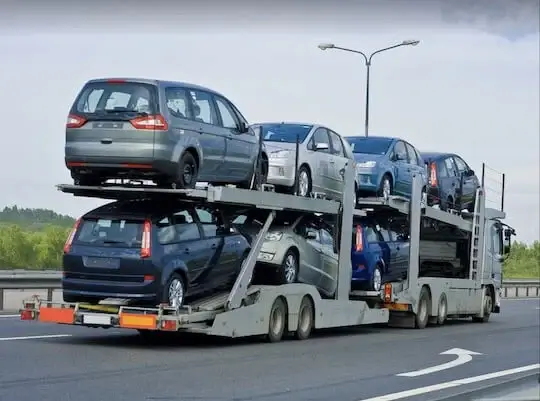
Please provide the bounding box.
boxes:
[266,159,295,187]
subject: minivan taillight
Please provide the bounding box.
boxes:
[66,114,87,129]
[355,225,363,252]
[130,115,168,131]
[141,219,152,258]
[429,162,438,187]
[64,218,81,254]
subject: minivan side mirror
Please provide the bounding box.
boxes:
[314,142,329,151]
[238,121,249,133]
[306,231,317,240]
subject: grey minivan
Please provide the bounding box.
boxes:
[65,78,268,189]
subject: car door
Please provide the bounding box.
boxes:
[306,127,333,193]
[389,140,413,195]
[374,223,392,279]
[184,89,226,182]
[213,94,256,182]
[388,228,410,280]
[295,216,325,288]
[442,157,460,208]
[405,143,427,188]
[453,155,479,209]
[318,227,339,295]
[327,129,350,198]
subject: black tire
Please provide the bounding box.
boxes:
[436,293,448,325]
[473,288,493,323]
[296,165,312,197]
[266,297,287,343]
[377,174,393,199]
[162,273,186,309]
[295,296,314,340]
[277,249,299,285]
[174,152,198,189]
[74,175,103,186]
[415,286,431,329]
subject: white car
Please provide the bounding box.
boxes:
[251,122,358,203]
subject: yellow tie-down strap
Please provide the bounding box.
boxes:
[78,304,121,314]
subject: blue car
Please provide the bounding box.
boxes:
[351,219,409,291]
[344,136,428,199]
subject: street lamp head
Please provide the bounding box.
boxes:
[402,40,420,46]
[318,43,335,50]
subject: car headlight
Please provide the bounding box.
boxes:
[269,150,290,159]
[265,232,283,241]
[356,161,377,169]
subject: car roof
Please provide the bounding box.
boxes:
[344,135,399,141]
[83,198,189,219]
[252,121,318,128]
[86,77,227,98]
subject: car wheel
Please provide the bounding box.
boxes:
[370,266,383,292]
[278,249,299,285]
[415,286,431,329]
[297,166,312,197]
[174,152,198,189]
[378,175,393,200]
[473,288,493,323]
[164,273,186,309]
[266,297,287,343]
[295,296,314,340]
[436,293,448,325]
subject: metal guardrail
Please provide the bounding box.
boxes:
[0,270,538,311]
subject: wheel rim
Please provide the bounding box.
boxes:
[284,254,297,283]
[485,295,492,314]
[168,279,184,308]
[183,163,194,185]
[372,268,382,291]
[299,303,311,332]
[383,179,391,199]
[271,305,284,335]
[419,298,428,322]
[439,298,447,320]
[298,171,309,196]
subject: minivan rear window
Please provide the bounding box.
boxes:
[74,217,143,248]
[73,81,157,115]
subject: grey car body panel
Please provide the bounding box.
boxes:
[65,77,265,185]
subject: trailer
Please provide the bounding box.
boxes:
[19,162,509,342]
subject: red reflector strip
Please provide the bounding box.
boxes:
[20,310,34,320]
[161,320,177,331]
[67,162,87,167]
[121,163,152,169]
[107,79,126,83]
[38,307,75,324]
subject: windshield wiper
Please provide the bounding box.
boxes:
[102,240,129,245]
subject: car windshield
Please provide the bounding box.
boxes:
[254,124,313,144]
[345,137,393,155]
[74,217,143,248]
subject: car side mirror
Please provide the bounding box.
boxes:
[237,121,249,133]
[306,231,317,240]
[494,253,505,262]
[392,153,405,162]
[467,169,475,177]
[314,142,329,151]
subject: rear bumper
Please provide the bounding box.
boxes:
[65,157,178,179]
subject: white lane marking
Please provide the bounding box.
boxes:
[397,348,482,377]
[360,363,540,401]
[0,334,72,341]
[0,315,20,319]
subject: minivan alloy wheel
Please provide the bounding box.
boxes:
[298,170,310,197]
[372,267,382,291]
[382,178,391,200]
[284,254,297,283]
[168,278,185,308]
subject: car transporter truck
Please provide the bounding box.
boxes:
[19,162,512,342]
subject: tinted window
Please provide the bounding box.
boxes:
[256,123,313,144]
[311,128,330,152]
[405,143,418,165]
[75,218,143,248]
[365,226,381,243]
[444,158,457,176]
[188,90,217,125]
[320,229,333,246]
[165,87,191,119]
[215,96,239,129]
[378,226,391,242]
[156,210,200,244]
[74,81,156,115]
[328,130,345,157]
[393,141,408,161]
[345,137,393,155]
[437,160,448,177]
[453,156,468,172]
[196,207,222,237]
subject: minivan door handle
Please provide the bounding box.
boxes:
[183,248,190,254]
[210,244,217,249]
[101,138,113,144]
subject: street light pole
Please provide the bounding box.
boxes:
[318,40,420,137]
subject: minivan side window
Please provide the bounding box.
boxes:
[188,90,218,125]
[444,158,457,176]
[328,130,345,157]
[309,128,330,152]
[393,141,408,162]
[214,96,240,130]
[156,210,200,244]
[165,87,191,119]
[195,207,222,238]
[405,143,419,165]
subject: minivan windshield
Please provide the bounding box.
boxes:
[74,217,143,248]
[73,81,157,117]
[345,137,393,155]
[254,123,313,144]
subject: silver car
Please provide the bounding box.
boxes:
[232,211,338,297]
[250,122,358,203]
[65,78,268,189]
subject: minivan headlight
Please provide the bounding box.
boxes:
[269,150,290,159]
[265,232,283,241]
[356,161,377,169]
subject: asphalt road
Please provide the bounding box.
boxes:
[0,298,538,401]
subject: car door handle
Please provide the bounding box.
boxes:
[100,138,113,144]
[316,247,323,253]
[184,248,190,254]
[210,244,217,249]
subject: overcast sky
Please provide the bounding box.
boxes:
[0,0,538,244]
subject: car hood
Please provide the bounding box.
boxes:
[264,142,298,155]
[353,153,386,164]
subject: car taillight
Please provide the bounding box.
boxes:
[141,219,152,258]
[63,218,81,254]
[429,162,438,187]
[66,114,87,129]
[355,225,363,252]
[130,115,168,131]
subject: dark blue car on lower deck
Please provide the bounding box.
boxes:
[62,198,250,308]
[350,219,409,291]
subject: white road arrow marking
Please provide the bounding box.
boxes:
[397,348,482,377]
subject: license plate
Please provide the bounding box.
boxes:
[82,313,112,326]
[82,256,120,269]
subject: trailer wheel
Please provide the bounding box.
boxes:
[436,294,448,325]
[295,296,314,340]
[415,287,431,329]
[266,297,287,343]
[473,288,493,323]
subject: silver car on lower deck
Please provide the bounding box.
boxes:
[250,122,358,203]
[232,211,338,297]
